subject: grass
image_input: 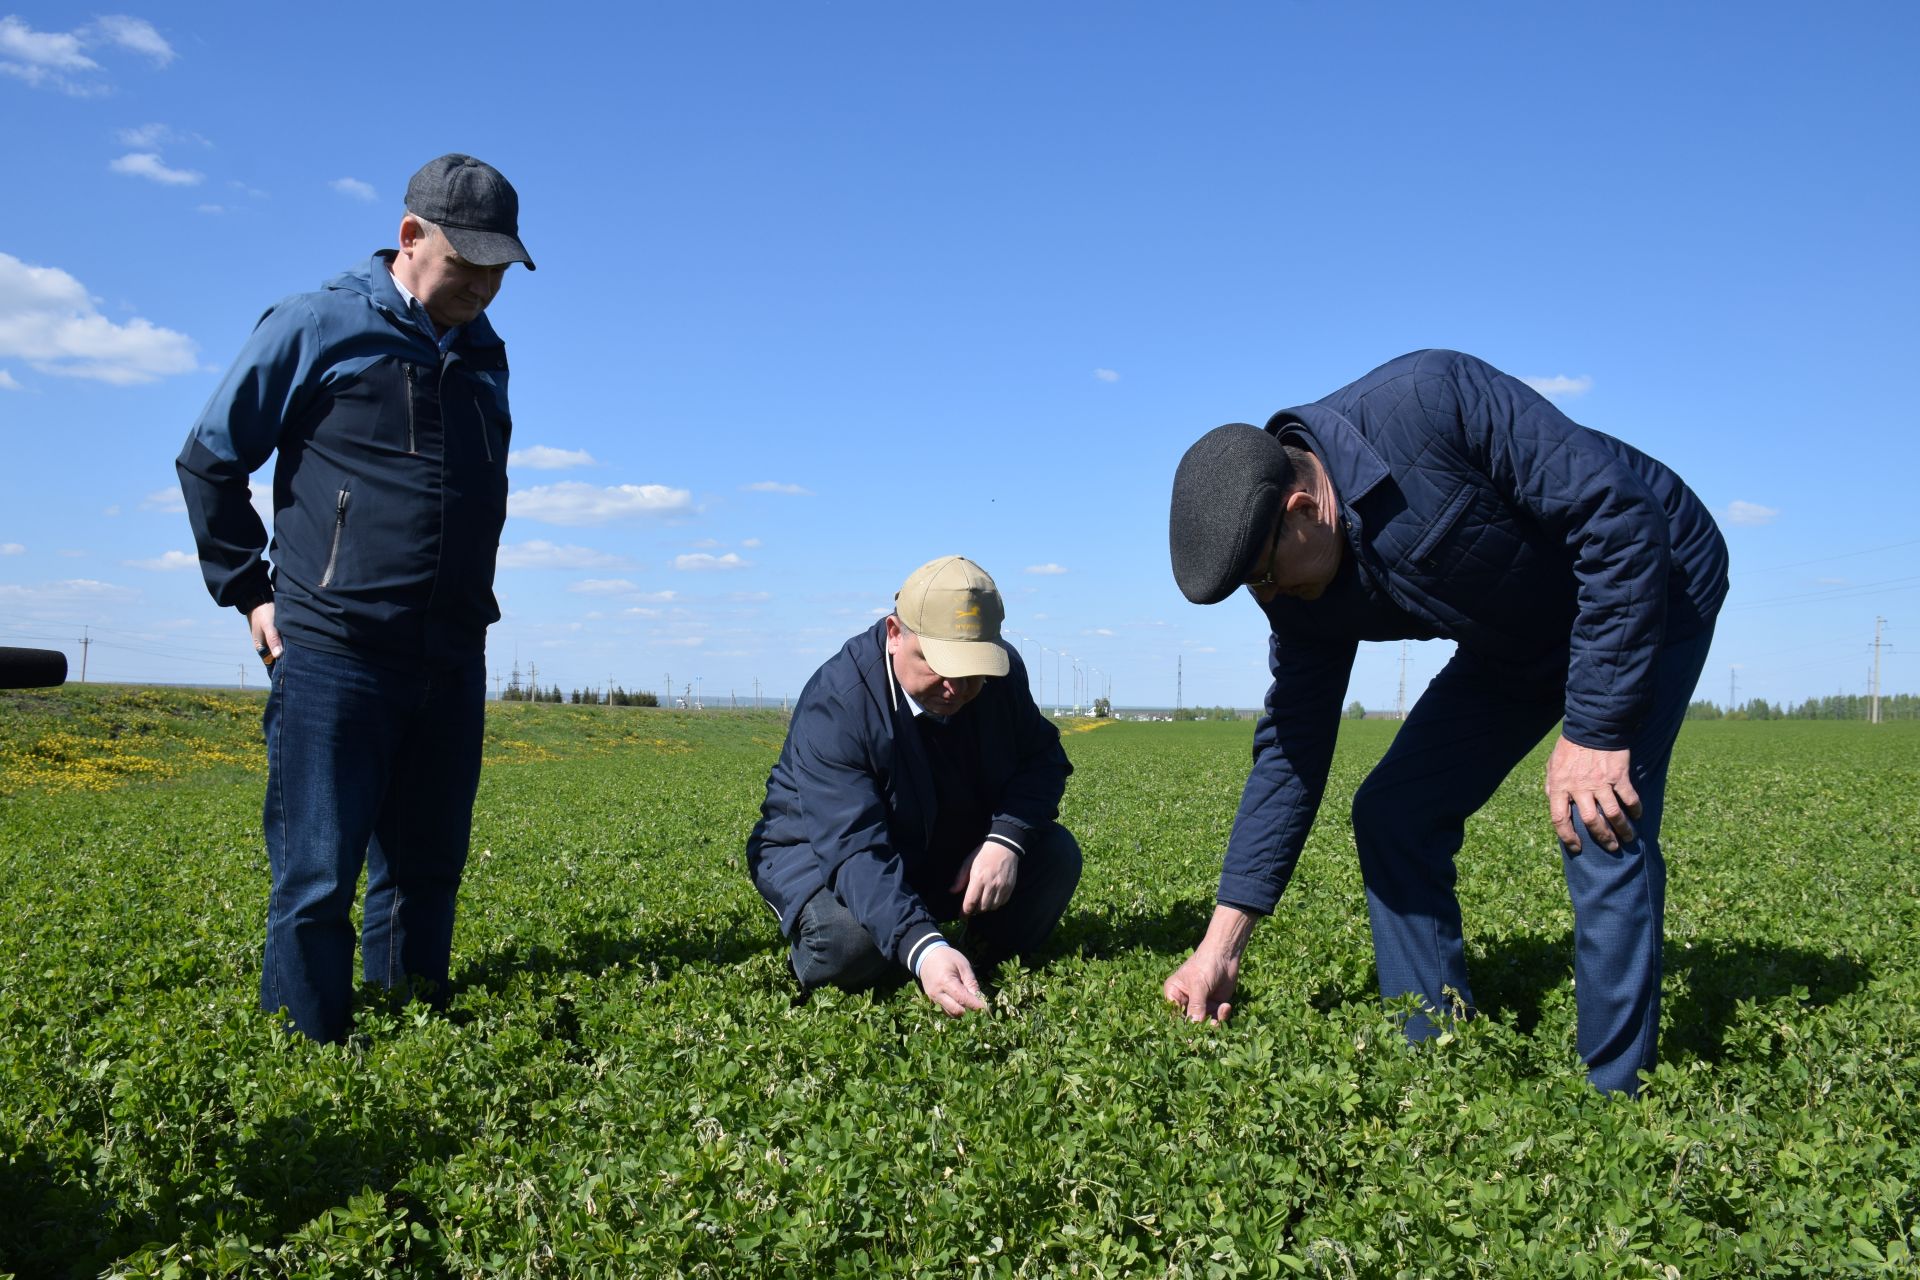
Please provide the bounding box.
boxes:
[1,687,1916,1277]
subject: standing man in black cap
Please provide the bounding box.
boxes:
[748,556,1082,1016]
[178,154,535,1043]
[1161,349,1727,1094]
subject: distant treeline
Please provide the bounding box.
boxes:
[502,685,661,707]
[1687,694,1918,721]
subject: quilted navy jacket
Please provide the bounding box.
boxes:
[747,619,1071,971]
[1217,349,1728,915]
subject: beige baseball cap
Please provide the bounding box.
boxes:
[895,556,1010,679]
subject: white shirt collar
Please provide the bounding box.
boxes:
[386,263,460,352]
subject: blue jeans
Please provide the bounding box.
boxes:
[1349,626,1714,1094]
[790,823,1083,991]
[261,641,485,1042]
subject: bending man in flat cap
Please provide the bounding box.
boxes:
[1163,350,1728,1094]
[748,557,1081,1015]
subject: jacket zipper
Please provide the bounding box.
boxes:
[405,365,418,454]
[318,486,351,588]
[474,395,493,462]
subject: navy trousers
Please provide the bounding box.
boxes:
[261,641,486,1042]
[790,823,1083,992]
[1349,627,1713,1094]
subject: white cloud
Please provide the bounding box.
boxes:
[0,578,138,609]
[1085,628,1115,636]
[110,152,203,185]
[507,445,596,470]
[744,481,813,495]
[741,537,761,548]
[196,204,224,215]
[0,369,19,390]
[140,486,186,513]
[0,15,93,69]
[1026,563,1068,575]
[89,16,175,65]
[117,122,205,148]
[495,540,630,570]
[675,552,749,571]
[330,177,377,202]
[1093,368,1120,383]
[124,549,197,571]
[659,635,705,647]
[0,542,23,554]
[1726,500,1780,527]
[0,252,198,384]
[1522,374,1593,400]
[567,578,640,595]
[507,481,692,526]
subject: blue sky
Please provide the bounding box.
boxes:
[1,2,1914,710]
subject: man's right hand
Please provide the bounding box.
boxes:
[1162,904,1257,1024]
[918,945,987,1017]
[249,601,283,666]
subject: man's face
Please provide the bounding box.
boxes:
[887,616,986,716]
[400,218,507,328]
[1244,490,1344,605]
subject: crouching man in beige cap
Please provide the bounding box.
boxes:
[747,557,1082,1015]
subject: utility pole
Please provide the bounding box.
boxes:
[239,663,246,690]
[1728,666,1737,714]
[607,674,614,706]
[1176,655,1182,714]
[1871,617,1885,725]
[78,626,90,682]
[1396,640,1409,720]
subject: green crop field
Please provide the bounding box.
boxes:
[1,687,1917,1278]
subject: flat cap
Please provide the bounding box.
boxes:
[1169,423,1292,604]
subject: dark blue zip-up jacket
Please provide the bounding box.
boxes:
[747,619,1072,972]
[1218,349,1729,915]
[176,253,511,668]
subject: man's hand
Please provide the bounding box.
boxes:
[1163,904,1257,1024]
[1545,735,1639,853]
[918,945,987,1017]
[249,600,283,667]
[949,840,1018,915]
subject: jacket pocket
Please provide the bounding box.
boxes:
[317,483,351,589]
[1408,483,1474,567]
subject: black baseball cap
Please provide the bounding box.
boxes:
[404,153,535,271]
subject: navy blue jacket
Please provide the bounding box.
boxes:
[747,620,1072,971]
[1219,350,1729,914]
[176,254,512,668]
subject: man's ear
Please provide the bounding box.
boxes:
[1283,487,1317,521]
[884,614,901,651]
[398,214,425,253]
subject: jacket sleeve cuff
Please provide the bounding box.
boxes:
[234,589,275,618]
[985,819,1030,857]
[1216,873,1281,917]
[901,926,950,974]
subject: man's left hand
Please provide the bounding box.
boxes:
[949,840,1019,915]
[1545,735,1639,853]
